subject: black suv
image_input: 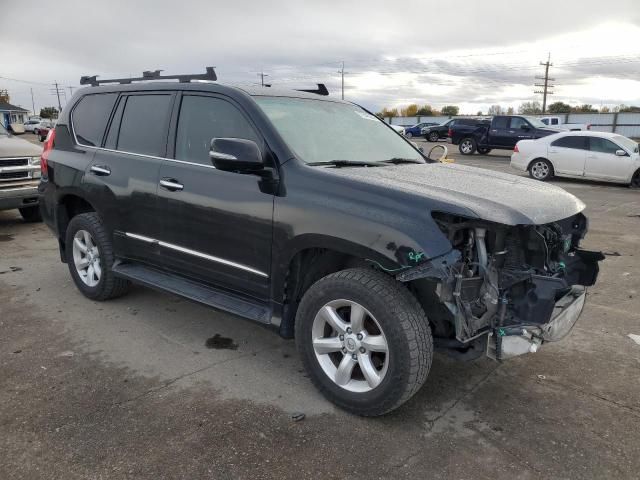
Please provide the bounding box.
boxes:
[39,71,603,416]
[422,118,488,142]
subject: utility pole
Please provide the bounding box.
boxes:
[534,53,555,114]
[257,71,269,87]
[30,88,35,116]
[52,81,63,112]
[67,86,75,97]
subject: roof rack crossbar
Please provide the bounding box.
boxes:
[80,67,217,86]
[263,83,329,96]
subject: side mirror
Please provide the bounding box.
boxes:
[615,149,627,157]
[520,124,530,130]
[209,138,264,172]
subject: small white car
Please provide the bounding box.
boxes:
[511,131,640,187]
[24,119,41,132]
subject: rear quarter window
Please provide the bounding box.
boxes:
[72,93,118,146]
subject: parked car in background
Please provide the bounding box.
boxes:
[24,119,41,132]
[539,116,591,131]
[451,115,559,155]
[422,118,488,142]
[35,119,55,141]
[0,122,43,221]
[404,122,438,138]
[511,131,640,187]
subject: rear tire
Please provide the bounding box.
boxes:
[458,138,477,155]
[406,132,413,138]
[295,268,433,416]
[528,158,554,181]
[19,206,42,223]
[65,212,130,301]
[428,132,440,142]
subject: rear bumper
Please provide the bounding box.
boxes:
[509,153,528,172]
[487,286,587,360]
[0,185,40,211]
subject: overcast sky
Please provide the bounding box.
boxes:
[1,0,639,115]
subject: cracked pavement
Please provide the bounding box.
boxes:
[1,147,640,479]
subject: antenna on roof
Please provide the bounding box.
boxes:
[80,67,217,86]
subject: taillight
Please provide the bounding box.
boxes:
[448,128,452,137]
[514,144,519,153]
[41,127,55,177]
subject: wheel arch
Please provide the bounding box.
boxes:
[273,235,406,338]
[527,156,555,175]
[55,193,98,260]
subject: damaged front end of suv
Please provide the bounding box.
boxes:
[398,212,604,361]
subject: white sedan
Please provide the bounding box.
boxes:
[511,131,640,188]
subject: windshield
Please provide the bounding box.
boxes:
[0,123,7,135]
[613,135,639,153]
[254,97,424,164]
[524,116,548,128]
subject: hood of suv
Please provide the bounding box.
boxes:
[326,162,585,225]
[0,134,43,157]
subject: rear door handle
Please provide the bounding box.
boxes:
[160,179,184,191]
[90,165,111,176]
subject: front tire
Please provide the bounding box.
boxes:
[19,205,42,222]
[528,158,553,181]
[459,138,477,155]
[65,212,130,301]
[630,169,640,189]
[406,132,413,138]
[428,132,440,142]
[295,268,433,416]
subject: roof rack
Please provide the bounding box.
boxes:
[264,83,329,96]
[80,67,217,86]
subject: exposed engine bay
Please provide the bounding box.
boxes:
[398,212,604,361]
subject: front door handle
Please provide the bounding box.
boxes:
[160,178,184,191]
[90,165,111,176]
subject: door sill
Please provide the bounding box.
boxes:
[112,261,272,324]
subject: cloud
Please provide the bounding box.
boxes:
[1,0,639,113]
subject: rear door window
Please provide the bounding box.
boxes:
[493,117,509,129]
[551,136,588,150]
[115,94,173,156]
[72,93,118,146]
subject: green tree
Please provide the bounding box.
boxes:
[476,111,483,116]
[506,106,514,115]
[487,105,504,115]
[518,101,542,114]
[416,104,434,116]
[377,107,399,118]
[618,105,640,113]
[547,102,572,114]
[440,105,459,116]
[40,107,59,119]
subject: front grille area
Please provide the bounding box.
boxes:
[0,157,29,167]
[0,171,29,181]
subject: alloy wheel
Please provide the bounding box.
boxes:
[531,161,550,180]
[72,229,102,287]
[460,140,473,154]
[311,299,389,393]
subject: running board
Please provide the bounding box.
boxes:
[112,262,271,324]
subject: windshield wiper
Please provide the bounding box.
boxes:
[307,160,384,167]
[381,158,424,165]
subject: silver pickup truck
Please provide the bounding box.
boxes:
[0,122,43,221]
